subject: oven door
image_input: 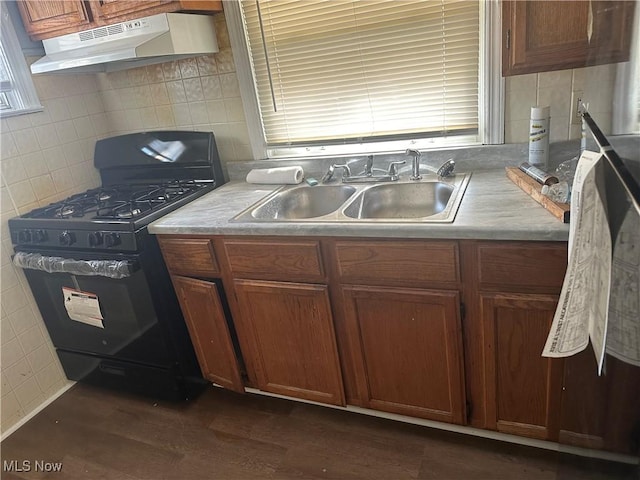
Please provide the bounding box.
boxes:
[13,248,175,368]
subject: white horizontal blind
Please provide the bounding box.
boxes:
[241,0,479,146]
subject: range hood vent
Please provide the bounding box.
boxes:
[30,13,218,75]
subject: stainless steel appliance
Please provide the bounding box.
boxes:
[9,131,226,401]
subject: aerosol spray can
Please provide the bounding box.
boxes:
[529,106,550,169]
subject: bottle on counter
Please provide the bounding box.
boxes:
[529,106,550,169]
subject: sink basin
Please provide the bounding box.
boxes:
[249,184,356,220]
[342,182,453,219]
[233,173,470,223]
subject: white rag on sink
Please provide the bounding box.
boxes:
[246,166,304,184]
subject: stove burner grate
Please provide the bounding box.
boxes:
[25,181,210,221]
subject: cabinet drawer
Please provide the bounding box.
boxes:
[477,243,567,291]
[334,240,459,287]
[158,237,219,277]
[224,238,325,282]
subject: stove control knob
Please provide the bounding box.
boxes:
[104,233,121,248]
[18,230,32,243]
[32,230,48,243]
[88,232,103,247]
[59,231,76,246]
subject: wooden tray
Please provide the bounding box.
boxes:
[505,167,570,223]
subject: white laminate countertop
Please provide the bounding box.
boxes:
[148,170,570,241]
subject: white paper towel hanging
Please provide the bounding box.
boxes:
[246,166,304,184]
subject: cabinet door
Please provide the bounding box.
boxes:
[93,0,222,21]
[17,1,92,40]
[342,286,466,424]
[502,1,635,76]
[560,351,640,454]
[482,293,563,440]
[173,276,244,393]
[234,279,345,406]
[93,0,174,21]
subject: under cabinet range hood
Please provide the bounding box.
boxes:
[30,13,218,74]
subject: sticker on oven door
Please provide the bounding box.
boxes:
[63,287,104,328]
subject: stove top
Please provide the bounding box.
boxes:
[9,130,225,253]
[9,181,215,252]
[25,180,212,223]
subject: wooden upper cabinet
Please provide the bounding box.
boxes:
[502,1,635,76]
[17,0,222,41]
[93,0,174,21]
[92,0,222,22]
[17,1,93,40]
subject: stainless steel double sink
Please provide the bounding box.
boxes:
[233,173,470,223]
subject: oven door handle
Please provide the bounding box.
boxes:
[12,252,139,279]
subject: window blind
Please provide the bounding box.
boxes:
[241,0,480,146]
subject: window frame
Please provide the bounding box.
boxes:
[224,0,504,160]
[0,5,42,118]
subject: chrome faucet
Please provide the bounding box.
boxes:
[406,148,422,180]
[363,155,374,176]
[321,163,352,183]
[405,148,456,179]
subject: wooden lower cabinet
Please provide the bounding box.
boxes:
[560,350,640,454]
[172,275,244,393]
[342,285,466,424]
[160,235,639,455]
[481,293,564,441]
[233,279,345,406]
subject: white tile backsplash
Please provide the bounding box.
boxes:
[197,55,218,76]
[26,344,55,374]
[67,95,89,118]
[166,80,187,104]
[180,58,200,79]
[184,78,205,102]
[16,325,46,355]
[1,132,19,159]
[504,65,616,143]
[34,124,61,149]
[12,129,40,155]
[206,100,228,123]
[30,174,57,201]
[1,285,28,315]
[7,180,37,209]
[55,120,79,144]
[1,157,28,185]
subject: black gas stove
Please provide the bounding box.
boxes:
[9,131,226,401]
[10,131,223,253]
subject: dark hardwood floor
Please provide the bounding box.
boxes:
[1,383,638,480]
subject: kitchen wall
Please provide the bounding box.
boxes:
[504,64,616,144]
[0,7,619,436]
[95,13,253,171]
[1,71,105,436]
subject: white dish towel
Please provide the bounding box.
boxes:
[246,166,304,184]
